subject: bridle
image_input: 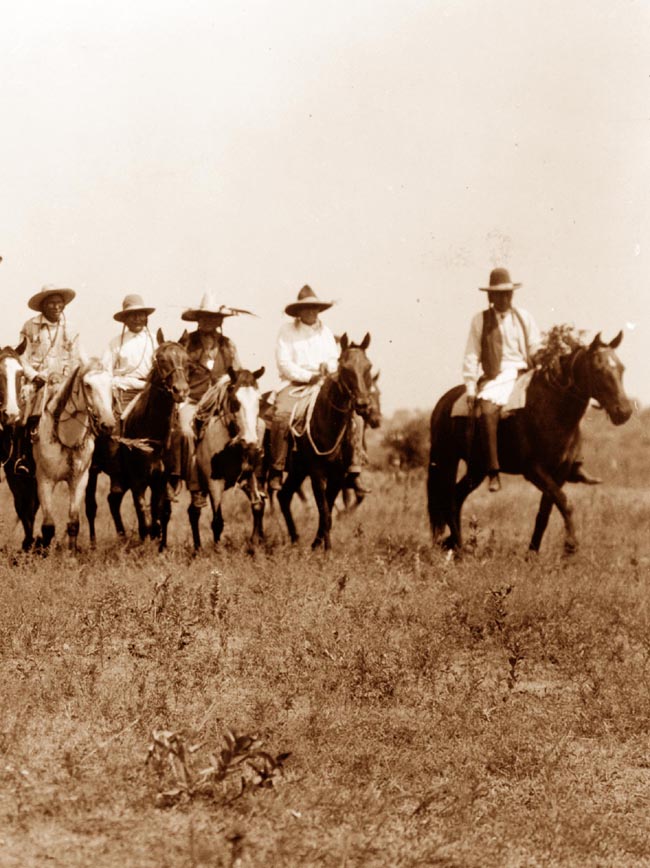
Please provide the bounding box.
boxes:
[152,346,189,396]
[56,368,109,440]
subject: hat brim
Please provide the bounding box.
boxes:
[28,288,76,311]
[285,300,333,317]
[181,308,235,322]
[114,306,155,322]
[479,282,522,292]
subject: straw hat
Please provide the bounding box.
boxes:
[284,285,333,317]
[28,284,76,312]
[479,267,522,292]
[182,292,254,322]
[113,294,155,323]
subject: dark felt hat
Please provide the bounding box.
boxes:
[479,267,522,292]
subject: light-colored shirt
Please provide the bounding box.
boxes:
[103,328,155,390]
[20,313,86,382]
[276,319,339,385]
[463,306,541,397]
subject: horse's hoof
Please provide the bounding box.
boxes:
[564,541,578,556]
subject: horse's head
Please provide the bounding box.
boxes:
[79,361,117,434]
[585,331,633,425]
[0,342,26,426]
[152,332,191,403]
[366,371,382,429]
[225,366,265,467]
[337,333,373,419]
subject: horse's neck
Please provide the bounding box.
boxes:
[128,382,175,439]
[313,377,352,439]
[536,353,589,430]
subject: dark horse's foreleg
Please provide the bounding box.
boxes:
[525,465,576,554]
[448,468,486,549]
[245,476,265,546]
[85,465,99,545]
[108,489,126,537]
[278,466,308,544]
[7,473,39,552]
[310,469,333,551]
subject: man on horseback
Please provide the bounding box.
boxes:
[463,267,600,492]
[103,294,156,414]
[14,285,86,475]
[169,293,247,498]
[268,285,339,491]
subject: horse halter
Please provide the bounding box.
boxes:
[152,347,188,396]
[57,369,107,438]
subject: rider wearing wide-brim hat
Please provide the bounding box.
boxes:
[169,293,250,500]
[15,284,87,474]
[268,285,340,490]
[103,294,157,414]
[463,266,600,492]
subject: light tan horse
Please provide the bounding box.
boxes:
[34,360,116,551]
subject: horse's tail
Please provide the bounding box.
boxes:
[427,385,465,543]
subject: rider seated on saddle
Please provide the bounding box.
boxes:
[268,285,371,496]
[102,294,156,416]
[463,267,601,493]
[168,293,245,501]
[14,285,86,476]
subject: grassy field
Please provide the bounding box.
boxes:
[1,409,650,867]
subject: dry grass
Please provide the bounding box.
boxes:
[0,415,649,866]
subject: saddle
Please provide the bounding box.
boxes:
[288,384,321,438]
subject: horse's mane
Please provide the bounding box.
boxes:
[50,359,103,420]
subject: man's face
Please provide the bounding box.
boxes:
[197,314,224,334]
[299,309,319,326]
[123,311,148,334]
[42,294,65,323]
[488,290,513,313]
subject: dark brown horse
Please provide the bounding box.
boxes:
[0,343,39,550]
[86,333,190,550]
[278,333,375,550]
[427,332,633,554]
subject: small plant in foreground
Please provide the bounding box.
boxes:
[146,727,290,808]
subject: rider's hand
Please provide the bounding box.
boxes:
[318,363,329,377]
[308,373,321,385]
[466,394,476,413]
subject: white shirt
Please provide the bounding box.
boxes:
[103,328,155,390]
[463,306,541,397]
[276,319,339,385]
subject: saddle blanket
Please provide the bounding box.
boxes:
[451,370,534,418]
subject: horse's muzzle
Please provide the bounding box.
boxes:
[172,385,190,403]
[355,398,370,416]
[609,403,633,426]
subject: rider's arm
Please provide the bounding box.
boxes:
[276,328,314,383]
[18,323,41,382]
[462,312,482,397]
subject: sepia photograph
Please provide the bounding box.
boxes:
[1,0,649,865]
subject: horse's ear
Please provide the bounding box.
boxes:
[15,337,26,356]
[253,366,265,381]
[339,333,349,352]
[609,330,623,349]
[227,366,237,384]
[589,332,603,352]
[178,329,189,348]
[360,332,371,351]
[372,370,380,384]
[156,328,165,346]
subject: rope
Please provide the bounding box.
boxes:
[289,383,349,457]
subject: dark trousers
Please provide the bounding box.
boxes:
[478,399,500,474]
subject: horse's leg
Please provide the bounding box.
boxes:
[188,491,204,550]
[108,489,127,537]
[207,479,226,545]
[36,475,56,549]
[85,465,99,546]
[66,469,91,553]
[158,486,172,552]
[524,465,576,554]
[130,483,151,540]
[310,468,331,551]
[245,475,265,546]
[10,475,38,551]
[448,468,485,549]
[529,492,554,553]
[278,467,307,544]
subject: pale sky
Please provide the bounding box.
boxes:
[2,0,649,414]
